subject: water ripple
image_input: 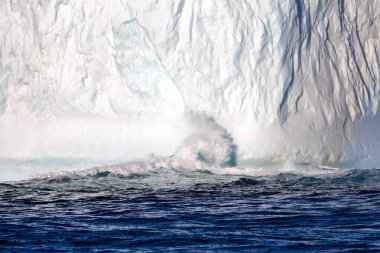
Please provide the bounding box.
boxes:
[0,169,379,252]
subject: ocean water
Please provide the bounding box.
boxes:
[0,168,380,252]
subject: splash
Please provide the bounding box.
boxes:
[32,112,233,179]
[32,112,342,182]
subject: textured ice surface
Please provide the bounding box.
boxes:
[0,0,380,180]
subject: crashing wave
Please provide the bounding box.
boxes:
[32,113,342,181]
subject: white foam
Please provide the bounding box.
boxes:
[32,113,343,182]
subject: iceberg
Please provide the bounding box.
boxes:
[0,0,379,180]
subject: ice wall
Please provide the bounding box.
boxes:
[0,0,379,179]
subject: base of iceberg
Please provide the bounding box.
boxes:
[0,0,380,180]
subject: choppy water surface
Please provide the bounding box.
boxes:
[1,168,380,252]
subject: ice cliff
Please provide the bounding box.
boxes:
[0,0,380,180]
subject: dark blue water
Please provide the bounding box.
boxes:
[1,169,380,252]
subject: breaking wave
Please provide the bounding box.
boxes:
[31,112,347,183]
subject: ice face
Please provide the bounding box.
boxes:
[0,0,379,180]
